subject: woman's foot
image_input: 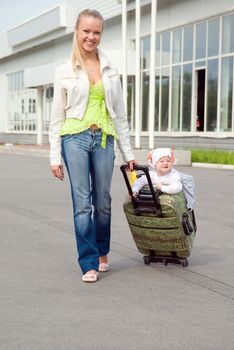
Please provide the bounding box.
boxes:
[99,256,109,272]
[82,270,98,283]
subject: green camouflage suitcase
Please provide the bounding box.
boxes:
[120,164,197,267]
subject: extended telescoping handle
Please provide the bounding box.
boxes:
[120,164,162,214]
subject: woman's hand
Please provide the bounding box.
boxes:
[127,159,137,171]
[51,165,64,181]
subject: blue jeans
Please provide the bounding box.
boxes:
[61,130,115,274]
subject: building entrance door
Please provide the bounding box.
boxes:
[195,69,206,132]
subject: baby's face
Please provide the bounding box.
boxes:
[155,156,173,176]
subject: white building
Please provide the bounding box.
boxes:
[0,0,234,150]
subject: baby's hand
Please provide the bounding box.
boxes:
[155,181,163,191]
[162,180,169,186]
[132,191,138,198]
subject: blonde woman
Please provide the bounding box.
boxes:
[49,9,136,282]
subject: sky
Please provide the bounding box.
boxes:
[0,0,62,32]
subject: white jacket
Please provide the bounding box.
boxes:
[49,49,135,165]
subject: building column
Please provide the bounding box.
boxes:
[135,0,141,148]
[36,87,43,145]
[122,0,128,112]
[148,0,157,149]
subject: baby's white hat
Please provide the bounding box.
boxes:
[148,148,174,168]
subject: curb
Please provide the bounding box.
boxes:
[192,162,234,170]
[1,146,234,170]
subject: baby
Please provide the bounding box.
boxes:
[132,148,182,195]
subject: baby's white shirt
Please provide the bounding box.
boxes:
[132,168,182,194]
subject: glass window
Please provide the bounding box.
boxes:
[43,85,54,131]
[13,75,16,91]
[127,76,135,128]
[19,72,23,91]
[162,32,170,66]
[141,36,150,69]
[8,71,24,92]
[141,72,150,131]
[21,99,24,114]
[8,72,36,132]
[196,22,206,59]
[220,57,233,131]
[29,98,32,113]
[32,99,36,114]
[222,14,234,54]
[196,61,206,67]
[173,29,182,64]
[156,33,161,67]
[161,67,169,131]
[182,64,192,131]
[155,69,160,131]
[208,18,219,57]
[183,26,193,61]
[171,66,181,131]
[8,76,12,92]
[207,59,218,131]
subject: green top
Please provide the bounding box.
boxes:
[60,80,118,148]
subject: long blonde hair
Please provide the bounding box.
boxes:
[71,9,104,70]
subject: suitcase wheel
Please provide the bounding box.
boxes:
[182,259,188,267]
[143,256,151,265]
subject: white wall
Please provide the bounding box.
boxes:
[0,37,71,76]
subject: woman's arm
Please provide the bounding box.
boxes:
[111,74,135,164]
[49,66,66,167]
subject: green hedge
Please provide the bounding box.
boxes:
[191,149,234,165]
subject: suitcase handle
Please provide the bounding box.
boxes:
[120,164,162,215]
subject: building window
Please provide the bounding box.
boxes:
[183,26,193,62]
[21,99,24,114]
[182,64,192,131]
[156,33,161,67]
[196,22,206,59]
[135,11,234,137]
[43,85,54,131]
[127,75,135,130]
[154,70,160,131]
[173,29,182,64]
[208,18,220,57]
[8,71,37,132]
[220,57,233,131]
[222,14,234,54]
[141,36,150,69]
[161,67,170,131]
[29,99,36,113]
[162,32,170,66]
[207,59,218,131]
[171,66,181,131]
[141,72,150,131]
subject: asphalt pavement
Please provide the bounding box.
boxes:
[0,150,234,350]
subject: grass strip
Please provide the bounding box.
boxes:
[191,149,234,165]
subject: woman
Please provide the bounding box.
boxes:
[49,9,136,283]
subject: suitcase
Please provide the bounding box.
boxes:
[120,164,197,267]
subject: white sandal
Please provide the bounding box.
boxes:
[82,271,98,283]
[99,263,109,272]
